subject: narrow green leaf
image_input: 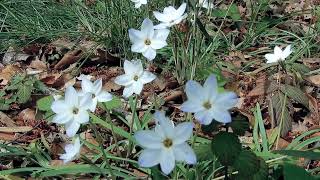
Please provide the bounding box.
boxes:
[254,103,268,152]
[273,150,320,160]
[90,113,134,142]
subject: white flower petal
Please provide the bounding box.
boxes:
[265,53,278,63]
[141,18,154,38]
[132,81,144,95]
[281,45,292,60]
[92,79,102,93]
[140,71,156,84]
[211,109,232,123]
[203,74,218,98]
[173,122,194,145]
[123,85,134,98]
[194,110,213,125]
[52,113,73,124]
[131,41,148,53]
[138,149,161,167]
[81,78,94,93]
[173,143,196,164]
[79,93,93,110]
[134,130,163,149]
[154,111,175,138]
[89,98,98,112]
[114,74,133,86]
[176,3,187,17]
[150,39,167,49]
[274,46,282,56]
[142,47,157,60]
[75,110,89,124]
[180,100,204,113]
[154,29,170,41]
[65,86,79,107]
[185,80,205,102]
[215,92,238,109]
[65,121,81,137]
[153,11,170,22]
[51,100,70,113]
[159,149,175,175]
[129,29,144,42]
[96,91,112,102]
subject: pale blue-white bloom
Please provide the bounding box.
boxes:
[129,18,170,60]
[181,75,238,125]
[131,0,147,8]
[60,137,81,163]
[51,86,92,137]
[79,77,113,112]
[265,45,292,63]
[134,111,196,175]
[153,3,187,29]
[114,59,156,98]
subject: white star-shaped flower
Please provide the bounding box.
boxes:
[129,18,170,60]
[51,86,92,137]
[181,74,238,125]
[114,60,156,98]
[80,77,113,112]
[134,111,196,175]
[131,0,147,8]
[265,45,292,63]
[60,137,81,164]
[153,3,187,29]
[198,0,214,9]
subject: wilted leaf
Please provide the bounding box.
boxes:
[247,81,278,97]
[0,65,21,86]
[211,132,242,166]
[280,84,309,107]
[270,92,292,137]
[54,49,82,70]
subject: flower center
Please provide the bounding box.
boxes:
[133,75,139,81]
[144,39,151,45]
[72,107,79,115]
[203,101,212,110]
[163,138,173,148]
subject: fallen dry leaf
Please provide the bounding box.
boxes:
[18,108,36,123]
[0,111,16,127]
[29,59,48,71]
[306,75,320,87]
[0,64,21,85]
[54,49,82,70]
[0,132,16,141]
[2,47,30,65]
[0,126,33,133]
